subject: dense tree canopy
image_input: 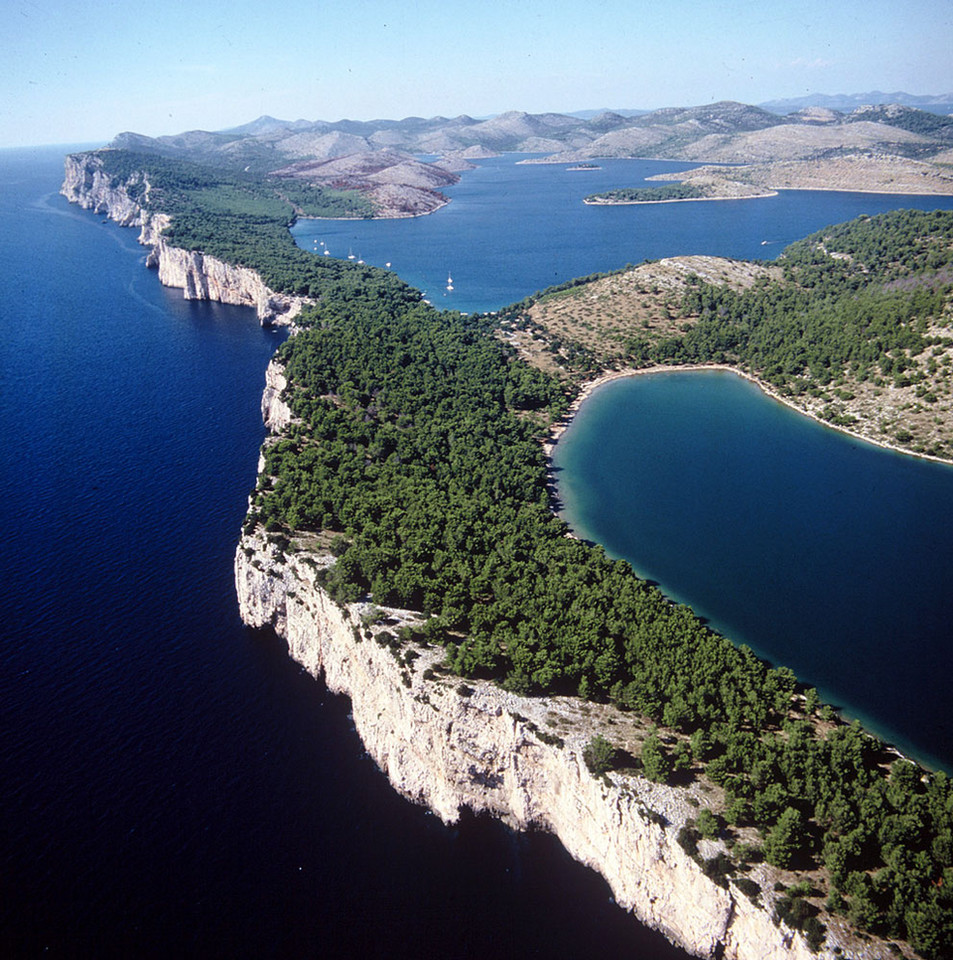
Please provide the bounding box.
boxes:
[667,211,953,388]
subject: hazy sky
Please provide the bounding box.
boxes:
[3,0,951,148]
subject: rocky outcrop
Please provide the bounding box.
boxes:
[233,371,858,960]
[61,152,310,326]
[260,358,294,431]
[62,152,147,227]
[143,239,309,326]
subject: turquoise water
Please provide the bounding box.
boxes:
[553,371,953,770]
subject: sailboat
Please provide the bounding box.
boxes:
[446,272,454,291]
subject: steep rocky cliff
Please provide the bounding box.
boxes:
[62,152,148,227]
[234,528,848,960]
[61,153,310,326]
[232,366,874,960]
[143,238,309,326]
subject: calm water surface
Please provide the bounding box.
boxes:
[553,371,953,770]
[0,147,689,958]
[292,154,953,313]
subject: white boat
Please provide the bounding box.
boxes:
[446,273,454,291]
[347,248,356,260]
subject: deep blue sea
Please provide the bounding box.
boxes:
[3,146,953,958]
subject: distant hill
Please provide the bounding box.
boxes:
[519,100,953,166]
[105,96,953,212]
[759,91,953,116]
[565,108,650,120]
[112,98,953,169]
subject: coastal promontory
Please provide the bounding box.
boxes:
[63,133,953,960]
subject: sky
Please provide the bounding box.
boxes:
[2,0,952,148]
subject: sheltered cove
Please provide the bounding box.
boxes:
[545,363,953,467]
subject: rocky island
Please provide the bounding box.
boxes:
[63,118,953,960]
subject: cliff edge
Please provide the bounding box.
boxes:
[61,153,310,326]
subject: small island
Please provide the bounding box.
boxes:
[585,178,776,204]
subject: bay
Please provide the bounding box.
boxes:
[0,147,688,958]
[291,154,953,314]
[553,371,953,771]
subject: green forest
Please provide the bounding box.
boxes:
[665,211,953,382]
[90,148,953,958]
[585,183,708,203]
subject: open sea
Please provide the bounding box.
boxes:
[3,145,953,957]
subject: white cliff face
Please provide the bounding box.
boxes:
[62,153,311,326]
[234,529,848,960]
[144,239,310,326]
[62,153,146,227]
[261,359,294,431]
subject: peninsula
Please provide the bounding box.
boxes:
[500,217,953,463]
[62,113,953,960]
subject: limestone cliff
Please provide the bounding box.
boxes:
[260,359,294,432]
[234,529,851,959]
[232,369,871,960]
[143,238,310,326]
[61,153,310,326]
[62,152,148,227]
